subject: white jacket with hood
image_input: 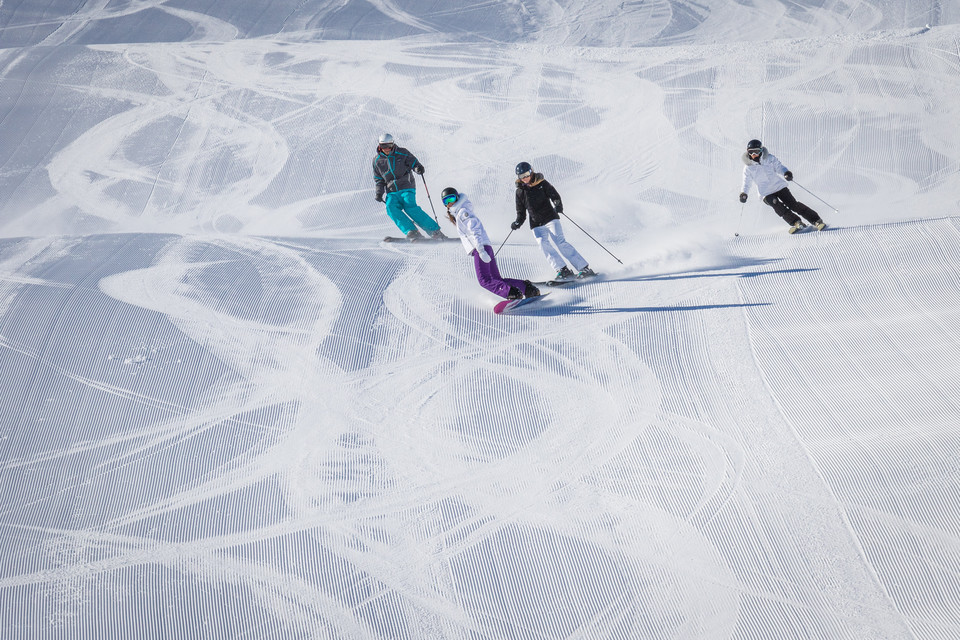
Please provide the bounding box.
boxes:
[741,147,790,198]
[449,194,493,261]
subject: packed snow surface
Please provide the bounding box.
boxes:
[2,0,960,638]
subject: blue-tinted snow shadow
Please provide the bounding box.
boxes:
[511,260,812,316]
[524,302,772,316]
[610,259,819,284]
[621,267,819,282]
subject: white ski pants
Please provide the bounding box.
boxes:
[532,219,588,272]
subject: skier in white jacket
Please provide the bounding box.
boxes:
[739,139,827,233]
[441,187,539,300]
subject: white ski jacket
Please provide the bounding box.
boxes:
[741,147,790,198]
[450,194,493,261]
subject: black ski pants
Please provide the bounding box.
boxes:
[763,187,821,226]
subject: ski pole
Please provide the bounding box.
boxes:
[419,174,439,223]
[734,202,745,237]
[495,228,515,257]
[561,212,623,264]
[791,180,839,213]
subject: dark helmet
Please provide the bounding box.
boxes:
[515,161,533,177]
[747,139,763,151]
[441,187,459,206]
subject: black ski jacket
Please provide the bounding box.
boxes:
[514,173,562,229]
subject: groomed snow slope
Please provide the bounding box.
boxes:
[2,1,960,638]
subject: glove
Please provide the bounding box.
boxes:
[510,220,522,230]
[783,171,793,181]
[739,192,748,203]
[477,247,492,263]
[413,164,424,175]
[375,193,384,203]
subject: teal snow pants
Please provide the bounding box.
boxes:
[385,189,440,235]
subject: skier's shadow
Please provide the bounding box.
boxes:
[529,302,772,316]
[616,266,820,283]
[521,263,817,315]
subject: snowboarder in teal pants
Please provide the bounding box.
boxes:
[373,133,447,242]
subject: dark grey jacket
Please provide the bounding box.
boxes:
[373,147,422,198]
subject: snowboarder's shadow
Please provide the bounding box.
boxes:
[527,302,772,316]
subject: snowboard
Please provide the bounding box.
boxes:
[382,235,459,243]
[494,293,550,315]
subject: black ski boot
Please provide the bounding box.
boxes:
[555,266,575,281]
[507,286,524,300]
[523,281,541,297]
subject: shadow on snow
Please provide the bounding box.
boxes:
[524,302,772,316]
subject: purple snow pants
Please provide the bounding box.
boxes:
[473,245,527,299]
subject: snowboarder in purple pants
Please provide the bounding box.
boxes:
[442,187,539,300]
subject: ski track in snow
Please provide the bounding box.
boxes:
[4,16,960,238]
[736,219,960,638]
[4,220,960,637]
[2,0,960,637]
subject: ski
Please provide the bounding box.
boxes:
[788,222,813,234]
[382,235,459,243]
[533,272,600,287]
[786,222,831,235]
[494,293,550,315]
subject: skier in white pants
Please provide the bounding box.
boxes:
[511,161,595,281]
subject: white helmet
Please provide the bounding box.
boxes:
[379,133,394,145]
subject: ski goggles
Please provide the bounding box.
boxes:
[378,143,395,151]
[442,193,458,206]
[517,170,532,180]
[747,148,762,156]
